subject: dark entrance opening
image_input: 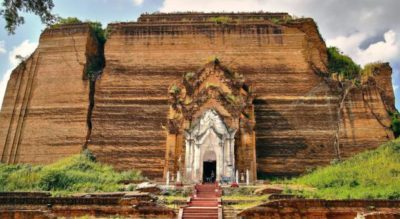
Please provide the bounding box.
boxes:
[203,161,216,183]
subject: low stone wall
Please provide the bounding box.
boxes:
[239,199,400,219]
[0,192,50,197]
[0,192,175,218]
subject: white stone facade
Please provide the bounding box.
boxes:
[184,109,236,183]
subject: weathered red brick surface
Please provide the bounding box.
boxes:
[0,24,100,165]
[239,199,400,219]
[90,13,395,178]
[0,192,175,218]
[0,13,395,180]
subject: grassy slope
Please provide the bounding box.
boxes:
[0,152,142,196]
[286,139,400,199]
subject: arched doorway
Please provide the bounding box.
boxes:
[184,109,236,182]
[203,150,216,183]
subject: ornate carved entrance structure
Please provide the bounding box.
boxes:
[164,60,256,183]
[185,109,236,182]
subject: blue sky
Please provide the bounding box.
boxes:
[1,0,399,109]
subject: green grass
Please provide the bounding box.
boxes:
[0,151,142,196]
[286,139,400,199]
[223,194,269,210]
[208,16,233,24]
[361,61,383,77]
[389,111,400,138]
[230,201,264,210]
[222,194,269,201]
[157,195,187,210]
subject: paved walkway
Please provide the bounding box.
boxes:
[180,183,222,219]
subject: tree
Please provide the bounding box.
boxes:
[0,0,56,34]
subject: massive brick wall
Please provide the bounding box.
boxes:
[89,13,395,178]
[0,24,99,164]
[0,13,395,179]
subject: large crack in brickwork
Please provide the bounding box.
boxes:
[82,27,105,151]
[83,79,96,150]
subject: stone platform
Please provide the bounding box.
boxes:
[0,191,175,218]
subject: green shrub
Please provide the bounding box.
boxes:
[208,16,232,24]
[50,17,82,28]
[327,48,386,82]
[361,61,383,77]
[51,17,106,44]
[184,72,195,81]
[0,153,142,195]
[89,21,106,44]
[3,165,41,191]
[223,187,256,196]
[50,17,106,79]
[169,85,181,94]
[389,111,400,138]
[0,164,24,188]
[288,138,400,199]
[327,47,361,80]
[270,18,280,24]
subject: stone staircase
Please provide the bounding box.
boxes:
[179,183,222,219]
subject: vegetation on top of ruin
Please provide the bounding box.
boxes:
[327,47,400,136]
[0,150,142,196]
[208,16,233,24]
[327,47,361,80]
[269,16,297,25]
[327,47,389,81]
[142,11,290,15]
[284,138,400,199]
[50,17,107,80]
[206,14,295,25]
[50,16,81,27]
[50,17,107,44]
[362,61,387,77]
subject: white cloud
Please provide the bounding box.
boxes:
[133,0,144,6]
[8,40,38,66]
[0,40,38,110]
[327,30,399,66]
[357,30,399,65]
[0,41,6,54]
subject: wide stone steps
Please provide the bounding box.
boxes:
[183,207,218,219]
[181,184,221,219]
